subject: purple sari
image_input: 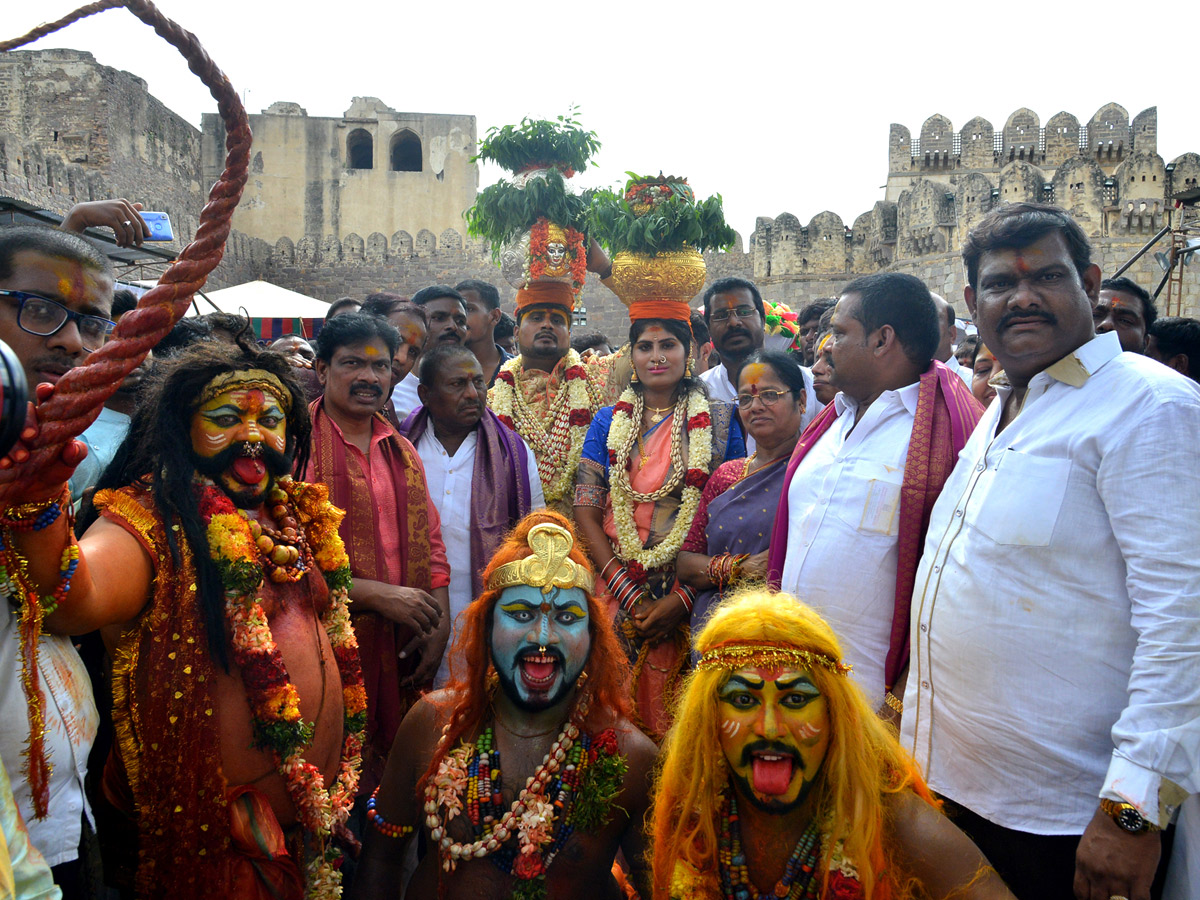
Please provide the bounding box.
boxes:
[689,456,787,634]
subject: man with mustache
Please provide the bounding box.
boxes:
[397,343,543,686]
[487,280,606,517]
[902,202,1200,900]
[652,590,1014,900]
[352,511,657,900]
[302,312,452,796]
[0,339,372,899]
[767,272,982,721]
[0,225,113,896]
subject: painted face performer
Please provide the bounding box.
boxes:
[0,342,364,900]
[651,590,1016,900]
[354,511,658,900]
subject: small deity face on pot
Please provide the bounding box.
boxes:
[545,241,567,273]
[489,585,591,712]
[190,383,291,508]
[717,666,830,814]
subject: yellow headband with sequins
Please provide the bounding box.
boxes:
[486,523,595,594]
[196,369,292,413]
[697,640,851,675]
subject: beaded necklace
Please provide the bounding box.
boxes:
[719,793,823,900]
[425,706,628,900]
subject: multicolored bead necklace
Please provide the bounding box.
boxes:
[719,792,823,900]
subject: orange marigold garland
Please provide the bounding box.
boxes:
[199,475,363,898]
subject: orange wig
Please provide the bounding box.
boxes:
[419,510,631,794]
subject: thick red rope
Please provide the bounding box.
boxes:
[0,0,250,503]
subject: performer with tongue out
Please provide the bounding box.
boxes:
[352,510,658,900]
[651,590,1015,900]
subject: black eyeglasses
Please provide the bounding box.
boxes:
[710,307,759,322]
[0,290,116,351]
[735,389,793,410]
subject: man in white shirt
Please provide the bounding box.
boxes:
[766,273,981,716]
[699,277,820,441]
[399,343,544,685]
[932,293,974,388]
[902,202,1200,900]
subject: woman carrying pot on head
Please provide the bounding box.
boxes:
[675,349,807,638]
[574,313,744,740]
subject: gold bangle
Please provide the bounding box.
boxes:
[884,692,904,714]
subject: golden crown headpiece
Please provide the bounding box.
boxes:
[196,369,293,413]
[486,523,595,594]
[697,640,851,676]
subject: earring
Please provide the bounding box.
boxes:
[686,358,694,376]
[631,370,639,384]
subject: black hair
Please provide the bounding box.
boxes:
[79,342,311,672]
[361,292,409,318]
[628,318,705,399]
[702,277,764,323]
[798,298,837,327]
[0,224,113,282]
[417,342,478,387]
[1101,277,1156,330]
[201,311,254,343]
[1148,316,1200,380]
[112,288,138,318]
[326,296,362,318]
[689,309,710,346]
[737,348,807,397]
[839,272,940,368]
[454,279,500,310]
[314,311,400,362]
[961,202,1092,290]
[495,311,516,342]
[570,330,612,354]
[155,316,214,357]
[411,285,465,307]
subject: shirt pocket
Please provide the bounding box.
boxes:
[832,460,905,536]
[969,451,1072,547]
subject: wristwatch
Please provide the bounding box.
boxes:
[1099,799,1161,834]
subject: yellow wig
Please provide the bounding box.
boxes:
[650,588,936,900]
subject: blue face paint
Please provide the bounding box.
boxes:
[489,585,591,711]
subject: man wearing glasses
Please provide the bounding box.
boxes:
[765,272,982,728]
[0,224,113,897]
[699,277,821,450]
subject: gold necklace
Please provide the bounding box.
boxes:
[742,451,758,478]
[644,403,674,426]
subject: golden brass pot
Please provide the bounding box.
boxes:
[608,249,706,306]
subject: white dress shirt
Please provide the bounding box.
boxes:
[0,612,98,866]
[943,353,974,388]
[779,382,920,705]
[902,333,1200,834]
[390,372,421,423]
[417,428,544,686]
[700,362,823,454]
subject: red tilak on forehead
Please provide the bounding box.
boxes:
[1015,256,1032,276]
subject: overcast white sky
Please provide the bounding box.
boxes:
[11,1,1198,245]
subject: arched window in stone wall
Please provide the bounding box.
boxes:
[347,129,373,170]
[390,130,422,172]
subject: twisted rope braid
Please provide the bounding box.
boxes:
[0,0,250,504]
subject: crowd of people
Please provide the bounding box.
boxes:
[0,199,1197,900]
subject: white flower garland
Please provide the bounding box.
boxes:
[489,349,594,503]
[607,386,712,572]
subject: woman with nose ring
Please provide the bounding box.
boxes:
[574,305,744,741]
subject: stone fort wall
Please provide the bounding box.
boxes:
[3,50,1196,325]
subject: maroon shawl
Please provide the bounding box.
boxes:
[766,361,983,690]
[303,399,434,787]
[398,406,534,599]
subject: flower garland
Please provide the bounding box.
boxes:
[492,350,595,504]
[424,701,627,900]
[199,475,364,900]
[606,386,712,574]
